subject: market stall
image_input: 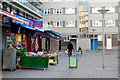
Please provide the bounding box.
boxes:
[16,50,58,69]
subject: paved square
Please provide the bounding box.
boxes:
[2,50,118,78]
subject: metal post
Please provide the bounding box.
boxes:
[102,14,105,69]
[93,32,94,50]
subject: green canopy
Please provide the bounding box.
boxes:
[49,30,65,39]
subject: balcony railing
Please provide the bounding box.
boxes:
[17,0,43,16]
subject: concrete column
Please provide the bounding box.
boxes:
[0,25,2,70]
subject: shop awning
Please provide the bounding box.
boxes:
[49,30,65,39]
[19,23,41,32]
[0,10,24,23]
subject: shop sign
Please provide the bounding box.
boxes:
[0,10,23,22]
[43,25,52,31]
[33,20,43,28]
[16,34,21,41]
[13,14,32,27]
[2,17,10,26]
[106,34,112,38]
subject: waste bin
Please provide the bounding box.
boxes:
[3,48,16,71]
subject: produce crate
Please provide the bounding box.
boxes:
[20,56,49,69]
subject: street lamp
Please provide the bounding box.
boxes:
[92,28,96,50]
[98,9,109,69]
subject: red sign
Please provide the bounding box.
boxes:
[38,32,43,35]
[0,10,24,22]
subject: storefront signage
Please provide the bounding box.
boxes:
[0,10,23,22]
[16,34,21,41]
[2,17,10,26]
[33,20,43,28]
[43,25,52,31]
[106,34,112,38]
[13,14,32,27]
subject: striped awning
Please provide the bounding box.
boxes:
[0,10,24,23]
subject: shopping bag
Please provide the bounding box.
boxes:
[65,50,68,54]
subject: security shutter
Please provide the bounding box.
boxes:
[62,8,65,14]
[50,8,53,14]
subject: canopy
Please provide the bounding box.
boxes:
[49,30,65,39]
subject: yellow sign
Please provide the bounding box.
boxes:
[16,34,21,41]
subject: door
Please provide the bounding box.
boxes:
[107,38,112,49]
[91,39,97,50]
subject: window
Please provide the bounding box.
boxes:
[48,9,50,14]
[53,22,57,27]
[53,9,56,14]
[66,21,75,27]
[53,22,62,27]
[0,2,2,9]
[44,9,50,14]
[93,20,102,26]
[118,35,120,41]
[53,9,62,14]
[66,8,75,14]
[106,20,115,26]
[105,7,115,13]
[92,7,102,13]
[7,6,10,12]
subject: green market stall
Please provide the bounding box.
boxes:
[20,56,49,69]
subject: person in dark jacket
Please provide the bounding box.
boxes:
[67,42,73,57]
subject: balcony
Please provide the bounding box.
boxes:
[12,0,43,18]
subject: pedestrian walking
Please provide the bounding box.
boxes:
[32,40,39,53]
[67,41,73,57]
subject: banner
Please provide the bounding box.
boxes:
[33,20,43,28]
[13,14,32,27]
[16,34,21,41]
[43,25,52,31]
